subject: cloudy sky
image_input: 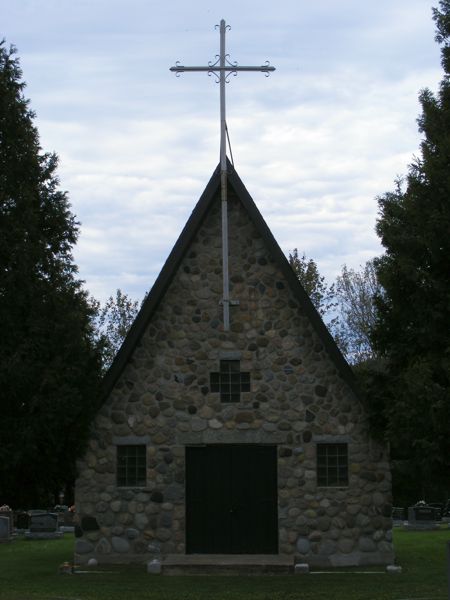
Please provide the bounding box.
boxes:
[3,0,442,303]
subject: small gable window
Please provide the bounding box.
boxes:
[117,445,146,487]
[317,443,348,487]
[210,360,250,403]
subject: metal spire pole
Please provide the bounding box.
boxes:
[219,20,230,330]
[170,21,275,331]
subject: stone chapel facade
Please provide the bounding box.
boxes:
[74,166,394,568]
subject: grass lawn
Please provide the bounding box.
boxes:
[0,528,449,600]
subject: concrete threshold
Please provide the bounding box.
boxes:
[163,554,293,575]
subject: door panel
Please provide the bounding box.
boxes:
[186,445,278,554]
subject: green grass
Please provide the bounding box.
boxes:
[0,528,449,600]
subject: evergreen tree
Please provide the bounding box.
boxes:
[372,1,450,491]
[0,42,103,508]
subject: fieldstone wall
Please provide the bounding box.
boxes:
[75,189,394,567]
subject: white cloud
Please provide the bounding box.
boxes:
[2,0,441,301]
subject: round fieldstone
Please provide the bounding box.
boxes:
[111,536,130,553]
[359,537,376,552]
[318,540,336,556]
[147,559,162,574]
[75,540,94,555]
[160,512,172,528]
[111,411,126,424]
[356,514,371,528]
[127,528,139,539]
[134,540,148,554]
[95,501,108,513]
[235,412,253,423]
[278,421,292,431]
[95,537,111,554]
[192,418,207,431]
[317,516,331,532]
[345,514,356,527]
[163,451,174,464]
[263,422,277,432]
[314,385,327,397]
[360,471,377,482]
[378,541,393,553]
[86,531,100,542]
[156,528,171,542]
[148,543,161,554]
[309,530,322,542]
[305,410,316,422]
[135,513,149,530]
[165,483,183,502]
[81,516,99,531]
[279,447,293,457]
[296,537,310,554]
[303,431,312,442]
[373,529,384,542]
[372,492,385,506]
[338,538,354,554]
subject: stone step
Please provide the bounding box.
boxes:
[162,554,293,575]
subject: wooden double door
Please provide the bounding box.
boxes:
[186,445,278,554]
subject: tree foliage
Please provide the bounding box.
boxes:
[288,249,337,325]
[334,260,380,364]
[0,42,103,508]
[370,1,450,489]
[97,289,140,370]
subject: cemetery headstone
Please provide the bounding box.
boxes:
[406,503,440,530]
[59,510,75,533]
[391,507,406,522]
[0,509,13,535]
[16,512,30,531]
[25,512,63,540]
[0,516,11,543]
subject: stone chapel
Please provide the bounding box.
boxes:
[74,164,394,570]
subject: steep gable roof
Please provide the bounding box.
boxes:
[101,163,356,399]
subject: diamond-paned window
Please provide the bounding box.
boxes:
[210,360,250,403]
[317,443,348,487]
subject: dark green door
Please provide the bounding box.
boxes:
[186,445,278,554]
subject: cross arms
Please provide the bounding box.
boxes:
[170,63,275,74]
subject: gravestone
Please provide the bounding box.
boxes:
[392,507,406,522]
[59,511,75,533]
[0,516,11,543]
[406,504,440,530]
[16,512,31,531]
[25,512,63,540]
[63,511,75,527]
[0,511,13,535]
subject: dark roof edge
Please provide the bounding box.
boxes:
[101,164,222,399]
[101,161,356,400]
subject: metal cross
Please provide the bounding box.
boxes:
[170,19,275,331]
